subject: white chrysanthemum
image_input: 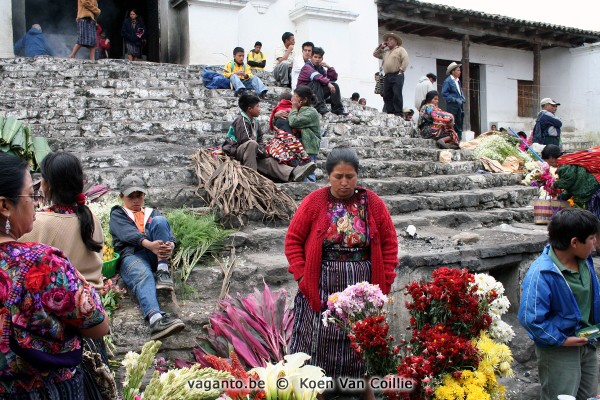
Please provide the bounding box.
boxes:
[490,296,511,317]
[488,319,515,343]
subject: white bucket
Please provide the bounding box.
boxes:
[462,130,475,142]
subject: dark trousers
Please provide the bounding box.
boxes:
[446,102,464,140]
[383,72,404,115]
[308,81,345,115]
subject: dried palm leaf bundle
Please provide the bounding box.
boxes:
[191,149,297,225]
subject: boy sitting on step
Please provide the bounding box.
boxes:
[518,208,600,400]
[223,47,268,99]
[223,93,316,183]
[109,175,185,340]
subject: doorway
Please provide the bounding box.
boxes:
[435,59,481,135]
[20,0,160,62]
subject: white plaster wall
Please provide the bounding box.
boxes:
[0,0,15,58]
[542,44,600,136]
[382,32,534,132]
[188,3,247,66]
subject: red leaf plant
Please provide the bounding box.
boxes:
[178,282,294,370]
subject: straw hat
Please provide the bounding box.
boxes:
[446,62,461,75]
[383,32,402,46]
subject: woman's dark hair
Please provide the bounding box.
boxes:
[40,152,102,253]
[541,144,562,160]
[0,153,29,205]
[548,208,600,251]
[325,146,359,175]
[312,47,324,56]
[294,85,317,106]
[238,93,260,112]
[420,90,438,109]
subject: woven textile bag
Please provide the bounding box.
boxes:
[533,199,570,225]
[374,71,384,95]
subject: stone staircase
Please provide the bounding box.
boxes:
[0,57,552,395]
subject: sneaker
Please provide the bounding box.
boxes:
[291,162,317,182]
[150,314,185,340]
[155,269,174,291]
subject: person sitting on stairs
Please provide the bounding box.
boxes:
[223,47,268,99]
[109,175,185,340]
[223,93,316,183]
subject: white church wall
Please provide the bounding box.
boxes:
[1,0,15,58]
[383,32,535,133]
[542,44,600,137]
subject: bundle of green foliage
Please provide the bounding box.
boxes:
[165,209,234,282]
[0,116,51,171]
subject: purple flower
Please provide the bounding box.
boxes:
[42,287,76,316]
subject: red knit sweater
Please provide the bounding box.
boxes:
[285,186,398,311]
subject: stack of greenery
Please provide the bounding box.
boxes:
[473,133,533,164]
[0,116,51,171]
[165,209,235,283]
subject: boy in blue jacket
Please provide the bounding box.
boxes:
[518,208,600,400]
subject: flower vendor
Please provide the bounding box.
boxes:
[542,144,600,219]
[285,146,398,397]
[518,208,600,400]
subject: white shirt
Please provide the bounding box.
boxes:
[452,76,463,95]
[274,44,294,65]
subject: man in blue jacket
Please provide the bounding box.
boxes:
[532,98,562,146]
[518,208,600,400]
[13,24,56,57]
[441,62,464,140]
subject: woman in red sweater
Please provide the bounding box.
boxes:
[285,146,398,396]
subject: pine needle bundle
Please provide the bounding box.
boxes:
[191,149,297,225]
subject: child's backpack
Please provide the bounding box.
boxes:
[202,66,230,89]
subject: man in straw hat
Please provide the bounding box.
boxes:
[532,98,562,146]
[373,32,410,115]
[442,61,465,140]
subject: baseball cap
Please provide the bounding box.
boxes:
[540,98,560,106]
[119,175,147,196]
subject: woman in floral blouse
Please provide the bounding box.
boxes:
[0,153,109,397]
[418,90,460,150]
[285,146,398,398]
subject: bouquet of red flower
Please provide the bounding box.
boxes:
[322,282,398,377]
[387,268,498,399]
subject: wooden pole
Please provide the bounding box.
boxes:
[462,34,471,131]
[533,44,541,117]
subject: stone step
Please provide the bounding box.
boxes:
[346,159,483,179]
[0,76,206,90]
[80,143,197,169]
[396,223,548,270]
[85,166,197,191]
[380,185,538,214]
[229,206,534,253]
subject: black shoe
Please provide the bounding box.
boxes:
[150,314,185,340]
[236,88,247,97]
[291,162,317,182]
[155,269,174,291]
[436,139,451,149]
[259,90,268,99]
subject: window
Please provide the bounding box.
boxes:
[517,80,536,118]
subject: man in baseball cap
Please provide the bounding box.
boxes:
[532,98,562,146]
[119,175,147,196]
[110,175,186,340]
[540,98,561,107]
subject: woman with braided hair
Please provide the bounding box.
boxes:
[20,151,104,290]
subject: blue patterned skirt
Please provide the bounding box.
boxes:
[0,371,83,400]
[587,187,600,220]
[77,19,97,48]
[289,249,371,379]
